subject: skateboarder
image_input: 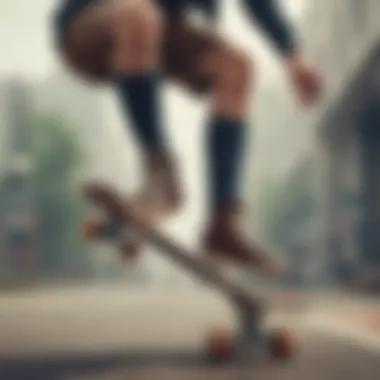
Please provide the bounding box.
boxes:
[53,0,321,273]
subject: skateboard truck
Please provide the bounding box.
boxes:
[236,294,263,339]
[229,290,265,358]
[83,216,141,262]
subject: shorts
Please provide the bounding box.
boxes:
[53,0,222,92]
[53,0,103,49]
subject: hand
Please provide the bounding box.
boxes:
[285,53,322,107]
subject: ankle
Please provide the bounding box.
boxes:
[143,150,173,170]
[206,200,242,229]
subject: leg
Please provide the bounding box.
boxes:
[59,0,181,221]
[162,22,284,273]
[204,47,285,273]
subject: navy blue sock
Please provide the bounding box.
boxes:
[115,72,166,154]
[207,117,246,206]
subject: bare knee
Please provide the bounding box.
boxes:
[110,0,163,72]
[215,49,254,94]
[207,47,254,118]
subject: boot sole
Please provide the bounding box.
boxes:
[200,248,287,277]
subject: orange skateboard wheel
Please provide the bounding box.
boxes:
[268,327,297,360]
[120,240,141,263]
[82,219,103,239]
[204,327,234,362]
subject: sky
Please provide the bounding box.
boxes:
[0,0,56,79]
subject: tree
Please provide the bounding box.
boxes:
[31,113,91,278]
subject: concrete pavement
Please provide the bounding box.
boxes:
[0,285,379,379]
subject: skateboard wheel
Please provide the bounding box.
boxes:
[120,240,141,263]
[204,327,234,362]
[82,220,103,239]
[268,327,297,360]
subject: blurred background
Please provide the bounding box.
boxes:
[0,0,379,378]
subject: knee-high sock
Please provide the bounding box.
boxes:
[207,117,246,206]
[115,71,166,154]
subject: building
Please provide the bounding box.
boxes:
[304,0,380,282]
[0,80,37,278]
[34,71,105,175]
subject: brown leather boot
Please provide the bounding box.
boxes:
[202,201,286,275]
[130,152,182,224]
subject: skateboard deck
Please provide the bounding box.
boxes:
[82,182,296,362]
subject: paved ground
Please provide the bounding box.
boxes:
[0,285,379,380]
[2,330,379,380]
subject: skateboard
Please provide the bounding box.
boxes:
[82,182,296,363]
